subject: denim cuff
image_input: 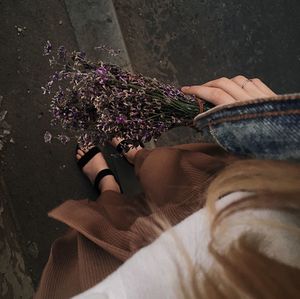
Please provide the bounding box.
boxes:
[193,93,300,160]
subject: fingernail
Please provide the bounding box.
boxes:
[181,86,190,91]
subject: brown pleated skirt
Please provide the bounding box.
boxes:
[35,143,238,298]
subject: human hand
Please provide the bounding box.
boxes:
[181,76,277,107]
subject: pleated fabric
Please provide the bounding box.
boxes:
[35,143,239,298]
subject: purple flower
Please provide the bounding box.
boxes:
[43,40,52,56]
[41,87,49,95]
[52,72,59,81]
[116,115,127,124]
[49,56,56,66]
[43,44,210,151]
[95,67,108,77]
[57,46,67,60]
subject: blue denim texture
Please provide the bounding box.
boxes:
[193,93,300,160]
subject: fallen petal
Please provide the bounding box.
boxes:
[44,131,52,143]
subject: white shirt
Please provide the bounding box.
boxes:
[73,191,300,299]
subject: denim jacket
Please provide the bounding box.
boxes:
[193,93,300,161]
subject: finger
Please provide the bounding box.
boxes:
[251,78,277,96]
[231,75,267,98]
[181,85,236,106]
[203,77,252,101]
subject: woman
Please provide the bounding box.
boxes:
[35,76,298,298]
[74,160,300,299]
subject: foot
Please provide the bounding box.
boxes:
[76,146,120,193]
[111,137,143,164]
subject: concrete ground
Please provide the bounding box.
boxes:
[113,0,300,92]
[0,0,299,297]
[0,177,34,298]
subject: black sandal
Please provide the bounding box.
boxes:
[115,140,145,165]
[76,145,120,193]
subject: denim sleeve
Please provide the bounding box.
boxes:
[193,93,300,161]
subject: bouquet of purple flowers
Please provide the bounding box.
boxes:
[43,42,212,149]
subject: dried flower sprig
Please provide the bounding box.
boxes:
[43,42,213,149]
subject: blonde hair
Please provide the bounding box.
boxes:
[184,159,300,299]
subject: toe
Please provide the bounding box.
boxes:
[77,149,85,156]
[76,154,81,160]
[111,137,124,147]
[83,146,94,153]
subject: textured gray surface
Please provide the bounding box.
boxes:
[0,0,84,287]
[64,0,132,69]
[113,0,300,93]
[0,177,34,298]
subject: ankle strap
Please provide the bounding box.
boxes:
[94,169,115,189]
